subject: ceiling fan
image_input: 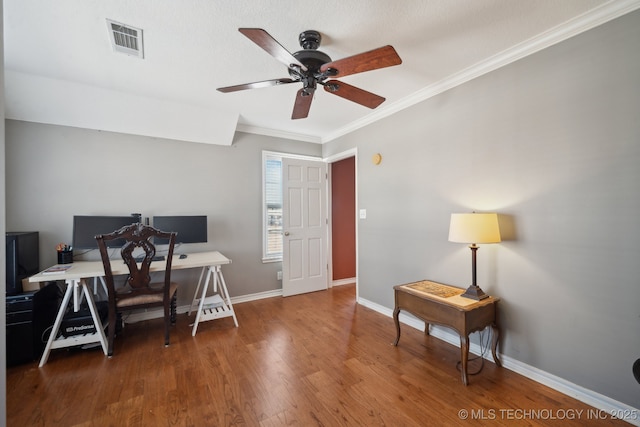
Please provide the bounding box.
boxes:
[217,28,402,119]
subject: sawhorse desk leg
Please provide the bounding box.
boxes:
[39,279,108,367]
[189,265,238,336]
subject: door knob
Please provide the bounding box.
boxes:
[284,231,290,236]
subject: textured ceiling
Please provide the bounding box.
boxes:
[4,0,639,145]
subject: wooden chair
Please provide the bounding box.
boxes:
[95,223,178,356]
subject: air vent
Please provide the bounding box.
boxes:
[107,19,144,58]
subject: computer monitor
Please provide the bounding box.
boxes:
[72,214,141,249]
[152,215,208,245]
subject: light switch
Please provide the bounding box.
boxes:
[359,209,367,219]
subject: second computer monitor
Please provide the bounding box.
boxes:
[152,215,208,245]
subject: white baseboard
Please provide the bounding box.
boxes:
[357,297,639,426]
[225,288,282,304]
[332,277,356,287]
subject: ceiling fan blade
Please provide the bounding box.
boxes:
[320,45,401,78]
[217,78,296,93]
[323,80,385,109]
[239,28,307,72]
[292,88,315,120]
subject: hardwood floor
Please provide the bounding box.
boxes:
[7,284,628,426]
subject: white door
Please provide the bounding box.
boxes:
[282,158,327,297]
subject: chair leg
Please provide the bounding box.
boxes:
[164,305,170,347]
[170,292,177,325]
[164,292,176,347]
[107,307,116,357]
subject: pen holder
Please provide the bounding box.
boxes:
[57,250,73,264]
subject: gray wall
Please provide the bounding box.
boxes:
[323,10,640,409]
[4,123,321,305]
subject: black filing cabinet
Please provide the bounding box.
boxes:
[6,292,36,366]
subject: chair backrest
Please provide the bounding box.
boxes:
[95,223,176,298]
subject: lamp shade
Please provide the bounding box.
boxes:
[448,213,501,244]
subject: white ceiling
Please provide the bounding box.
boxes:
[4,0,639,145]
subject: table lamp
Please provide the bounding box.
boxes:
[448,212,501,300]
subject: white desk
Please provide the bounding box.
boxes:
[29,251,237,366]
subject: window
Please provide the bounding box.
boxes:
[262,151,322,262]
[263,152,283,261]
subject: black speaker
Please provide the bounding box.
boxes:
[633,358,640,384]
[6,232,40,295]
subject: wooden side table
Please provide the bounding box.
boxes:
[393,280,501,385]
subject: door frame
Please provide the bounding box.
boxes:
[324,148,358,299]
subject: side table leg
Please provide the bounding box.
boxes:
[491,323,502,367]
[392,307,401,346]
[460,335,470,385]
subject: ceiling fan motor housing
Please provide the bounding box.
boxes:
[290,30,333,81]
[290,53,330,93]
[289,49,333,93]
[291,49,332,73]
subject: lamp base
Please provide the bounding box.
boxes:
[460,285,489,300]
